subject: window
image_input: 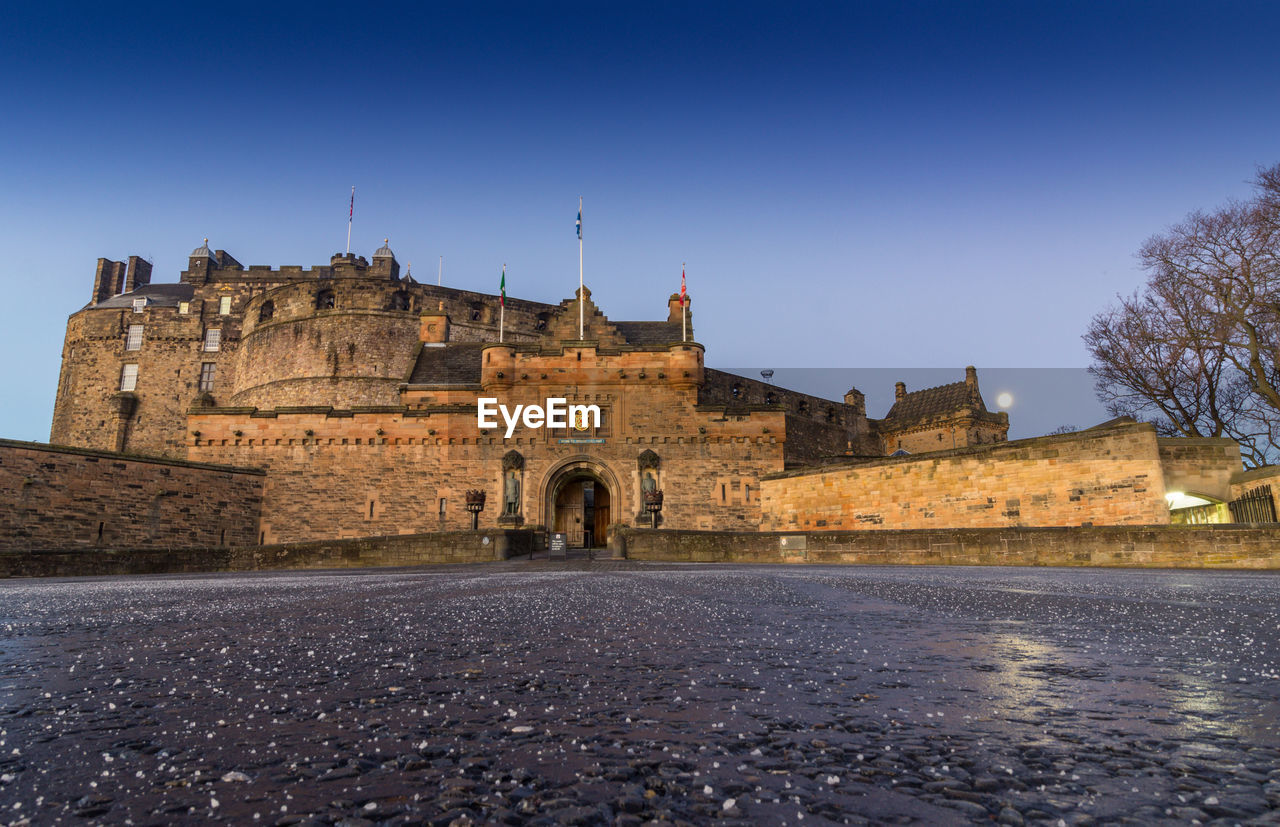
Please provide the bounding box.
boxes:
[389,291,410,311]
[316,289,336,310]
[178,301,190,315]
[258,300,274,323]
[119,363,138,392]
[132,298,146,313]
[125,324,143,351]
[439,497,447,515]
[218,296,232,315]
[199,363,216,392]
[203,328,222,351]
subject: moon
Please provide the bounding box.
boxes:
[996,392,1013,409]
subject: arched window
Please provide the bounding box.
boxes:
[765,392,778,405]
[535,313,549,331]
[389,291,410,311]
[258,300,275,323]
[798,401,809,415]
[316,289,336,310]
[731,383,742,400]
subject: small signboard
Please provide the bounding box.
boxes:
[558,438,606,444]
[549,532,568,558]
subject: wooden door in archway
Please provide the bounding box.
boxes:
[554,482,585,546]
[592,484,610,547]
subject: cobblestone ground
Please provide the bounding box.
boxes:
[1,563,1279,826]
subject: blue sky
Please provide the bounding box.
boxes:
[2,1,1277,441]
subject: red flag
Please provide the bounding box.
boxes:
[680,267,687,306]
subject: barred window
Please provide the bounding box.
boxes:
[132,298,146,313]
[125,324,143,351]
[218,296,232,315]
[203,328,222,352]
[178,301,190,315]
[119,363,138,392]
[199,363,216,392]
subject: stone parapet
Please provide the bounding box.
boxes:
[615,526,1280,568]
[0,529,539,579]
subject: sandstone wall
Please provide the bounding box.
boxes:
[1158,437,1241,502]
[0,530,535,579]
[615,526,1280,568]
[0,440,263,551]
[50,280,269,458]
[187,405,784,543]
[760,423,1171,530]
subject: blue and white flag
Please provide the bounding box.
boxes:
[576,206,582,240]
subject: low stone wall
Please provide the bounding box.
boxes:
[0,530,539,579]
[0,439,264,551]
[613,526,1280,569]
[246,530,536,571]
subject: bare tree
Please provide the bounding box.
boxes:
[1086,163,1280,467]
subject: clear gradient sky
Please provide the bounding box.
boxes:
[2,1,1277,441]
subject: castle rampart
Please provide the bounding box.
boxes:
[0,439,263,551]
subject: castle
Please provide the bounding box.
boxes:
[50,240,1022,546]
[35,238,1279,557]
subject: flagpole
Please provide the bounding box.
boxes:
[578,197,584,340]
[682,263,687,343]
[499,264,506,344]
[346,186,354,255]
[438,256,443,286]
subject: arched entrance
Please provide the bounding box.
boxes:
[542,457,618,549]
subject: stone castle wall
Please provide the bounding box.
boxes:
[187,396,785,544]
[50,252,562,462]
[1157,437,1241,502]
[878,414,1008,455]
[50,278,270,458]
[0,530,534,579]
[760,423,1174,531]
[615,525,1280,568]
[0,439,263,551]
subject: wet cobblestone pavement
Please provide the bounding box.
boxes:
[1,563,1279,825]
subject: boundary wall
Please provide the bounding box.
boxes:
[612,526,1280,569]
[0,439,263,551]
[0,529,537,579]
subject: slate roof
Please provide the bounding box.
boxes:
[882,381,985,423]
[613,321,685,346]
[407,343,486,385]
[91,283,196,310]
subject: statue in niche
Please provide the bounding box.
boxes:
[641,470,657,495]
[503,470,521,515]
